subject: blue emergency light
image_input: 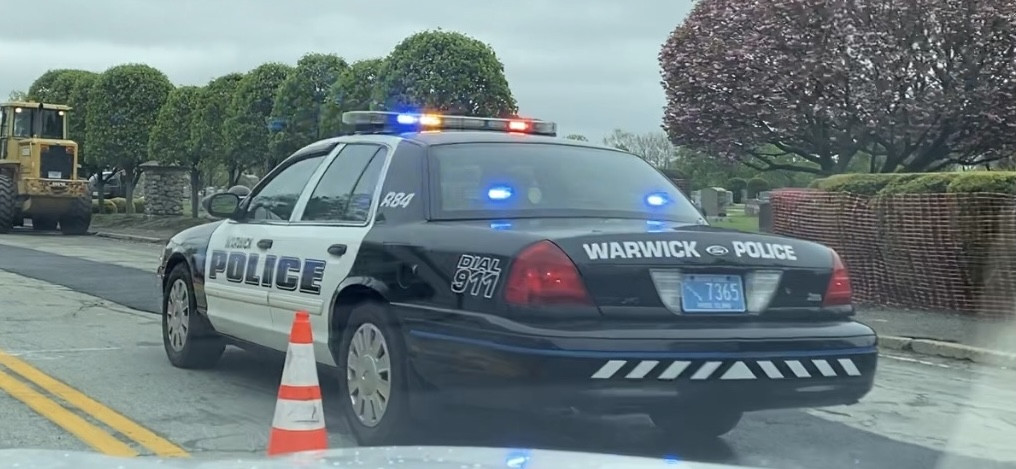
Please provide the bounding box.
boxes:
[341,111,558,137]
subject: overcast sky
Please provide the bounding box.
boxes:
[0,0,693,141]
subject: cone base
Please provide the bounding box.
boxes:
[267,428,328,456]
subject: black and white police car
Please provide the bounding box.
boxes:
[157,111,877,445]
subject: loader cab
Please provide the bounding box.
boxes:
[0,101,70,160]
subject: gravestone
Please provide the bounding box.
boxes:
[758,200,773,233]
[699,187,730,217]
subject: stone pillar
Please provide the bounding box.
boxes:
[139,161,187,216]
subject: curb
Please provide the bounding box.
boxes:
[91,231,167,245]
[880,335,1016,368]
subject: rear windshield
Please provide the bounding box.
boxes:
[428,142,702,222]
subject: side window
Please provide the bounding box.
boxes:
[246,155,326,222]
[302,144,388,222]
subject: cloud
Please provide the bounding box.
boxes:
[0,0,692,140]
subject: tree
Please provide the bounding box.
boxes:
[270,53,348,159]
[8,90,27,100]
[375,30,517,117]
[86,64,174,212]
[321,58,385,135]
[224,63,293,176]
[44,71,94,105]
[63,72,99,174]
[660,0,1016,175]
[195,73,244,186]
[602,129,675,168]
[27,69,76,101]
[565,134,588,141]
[149,86,204,218]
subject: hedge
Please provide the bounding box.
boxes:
[779,171,1016,316]
[808,171,1016,196]
[91,198,146,214]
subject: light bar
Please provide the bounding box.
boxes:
[341,111,557,137]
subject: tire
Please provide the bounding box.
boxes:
[162,263,225,369]
[0,174,15,234]
[651,407,743,440]
[59,196,92,235]
[338,301,412,445]
[32,216,57,231]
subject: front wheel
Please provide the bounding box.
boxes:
[651,407,743,440]
[0,174,15,234]
[338,302,413,445]
[162,264,225,369]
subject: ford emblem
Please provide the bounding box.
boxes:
[706,245,729,256]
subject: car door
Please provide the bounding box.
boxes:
[265,143,391,359]
[204,152,328,346]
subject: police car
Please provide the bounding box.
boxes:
[157,111,877,445]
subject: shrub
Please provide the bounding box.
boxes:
[947,172,1016,195]
[727,177,747,203]
[810,171,1016,196]
[878,173,955,195]
[746,177,770,198]
[109,197,128,213]
[810,173,905,195]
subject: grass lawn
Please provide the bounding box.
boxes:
[90,213,212,235]
[710,213,760,232]
[708,204,760,232]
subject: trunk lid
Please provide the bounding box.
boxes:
[552,223,835,318]
[451,218,836,318]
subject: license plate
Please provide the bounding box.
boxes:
[48,171,62,179]
[681,274,746,313]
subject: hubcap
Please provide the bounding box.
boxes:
[166,279,190,352]
[346,323,392,427]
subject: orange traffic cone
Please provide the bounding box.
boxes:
[267,311,328,456]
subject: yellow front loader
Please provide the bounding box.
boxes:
[0,101,91,234]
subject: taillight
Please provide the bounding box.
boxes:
[504,240,593,307]
[823,250,852,307]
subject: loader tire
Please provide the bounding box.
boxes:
[0,174,15,234]
[60,196,92,235]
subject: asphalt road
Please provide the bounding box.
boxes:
[1,230,1015,468]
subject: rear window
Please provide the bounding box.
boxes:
[428,142,702,222]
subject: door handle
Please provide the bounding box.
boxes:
[327,244,347,256]
[257,239,273,250]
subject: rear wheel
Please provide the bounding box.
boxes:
[650,407,743,440]
[32,216,57,231]
[0,174,15,234]
[59,196,92,235]
[162,263,225,369]
[338,301,413,445]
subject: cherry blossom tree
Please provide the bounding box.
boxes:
[659,0,1016,175]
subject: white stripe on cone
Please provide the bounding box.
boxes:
[281,343,320,387]
[271,398,326,432]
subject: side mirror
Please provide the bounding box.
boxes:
[205,193,241,219]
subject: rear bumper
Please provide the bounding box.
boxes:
[23,178,88,198]
[399,304,877,415]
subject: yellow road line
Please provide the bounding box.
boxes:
[0,368,138,456]
[0,350,189,457]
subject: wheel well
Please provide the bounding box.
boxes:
[330,285,386,336]
[163,254,188,290]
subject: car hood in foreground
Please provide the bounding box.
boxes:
[0,446,760,469]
